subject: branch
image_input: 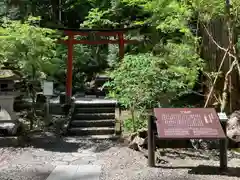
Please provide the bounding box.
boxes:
[220,59,237,112]
[232,38,240,77]
[202,23,236,59]
[226,60,237,80]
[204,47,229,108]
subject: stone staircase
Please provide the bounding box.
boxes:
[67,99,117,139]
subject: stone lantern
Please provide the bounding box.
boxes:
[0,70,20,135]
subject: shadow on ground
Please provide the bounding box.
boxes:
[156,165,240,177]
[158,149,213,160]
[0,132,121,153]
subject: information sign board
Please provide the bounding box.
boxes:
[154,108,226,139]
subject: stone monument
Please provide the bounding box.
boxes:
[0,70,20,135]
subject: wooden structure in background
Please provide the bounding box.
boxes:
[58,27,139,101]
[200,20,240,113]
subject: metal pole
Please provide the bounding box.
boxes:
[148,115,155,167]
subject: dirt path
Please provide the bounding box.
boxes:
[98,146,240,180]
[0,137,239,180]
[0,137,115,180]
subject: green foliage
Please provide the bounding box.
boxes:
[106,46,203,110]
[0,17,61,129]
[188,0,240,26]
[124,117,147,132]
[0,17,59,79]
[81,8,116,28]
[4,0,240,132]
[55,42,109,90]
[0,1,6,18]
[81,0,151,28]
[148,0,192,35]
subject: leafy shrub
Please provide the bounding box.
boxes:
[105,42,204,132]
[124,117,147,133]
[106,43,203,110]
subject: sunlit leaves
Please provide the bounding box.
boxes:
[106,43,203,109]
[0,17,59,79]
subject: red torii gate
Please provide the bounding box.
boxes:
[58,27,139,101]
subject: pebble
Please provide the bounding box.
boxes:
[0,138,104,180]
[1,138,240,180]
[98,146,240,180]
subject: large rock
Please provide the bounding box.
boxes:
[128,135,145,151]
[227,111,240,143]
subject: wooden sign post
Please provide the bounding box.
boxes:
[218,112,228,170]
[148,108,228,170]
[148,115,155,167]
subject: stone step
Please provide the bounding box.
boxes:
[74,100,117,108]
[72,113,115,120]
[74,103,116,108]
[70,119,115,127]
[65,135,120,140]
[68,127,115,136]
[75,107,115,114]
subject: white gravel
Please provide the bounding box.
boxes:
[0,138,240,180]
[97,145,240,180]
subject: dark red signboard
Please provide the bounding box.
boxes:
[154,108,226,139]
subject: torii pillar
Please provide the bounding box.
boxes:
[66,33,74,103]
[61,29,138,104]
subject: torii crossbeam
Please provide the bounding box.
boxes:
[58,27,139,102]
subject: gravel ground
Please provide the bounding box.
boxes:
[0,137,240,180]
[0,137,114,180]
[97,145,240,180]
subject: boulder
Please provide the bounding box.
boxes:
[227,111,240,143]
[128,135,149,158]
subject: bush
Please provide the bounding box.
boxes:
[105,43,204,132]
[106,44,203,109]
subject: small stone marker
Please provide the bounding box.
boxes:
[46,165,101,180]
[217,112,228,171]
[154,108,226,139]
[43,81,53,124]
[43,81,53,96]
[218,112,228,121]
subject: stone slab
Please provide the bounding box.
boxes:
[46,165,101,180]
[73,164,101,180]
[46,165,78,180]
[75,98,117,104]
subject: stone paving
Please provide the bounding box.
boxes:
[46,165,101,180]
[1,136,240,180]
[0,138,113,180]
[9,148,99,166]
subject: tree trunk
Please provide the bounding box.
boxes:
[130,106,136,132]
